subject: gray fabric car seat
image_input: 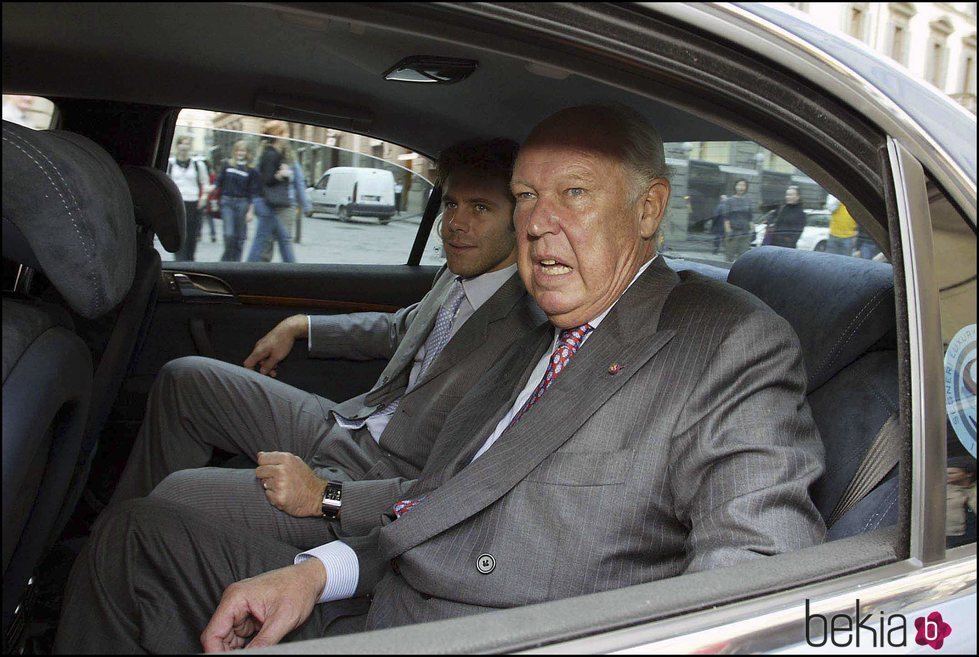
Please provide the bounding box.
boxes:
[54,165,186,513]
[1,120,136,638]
[728,246,898,540]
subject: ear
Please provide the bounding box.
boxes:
[639,178,671,240]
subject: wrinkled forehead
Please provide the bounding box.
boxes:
[513,140,626,188]
[523,117,626,162]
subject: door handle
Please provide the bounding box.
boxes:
[161,271,236,302]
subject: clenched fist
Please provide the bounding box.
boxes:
[255,451,327,518]
[243,314,307,378]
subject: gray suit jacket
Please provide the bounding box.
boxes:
[308,268,547,535]
[348,257,825,628]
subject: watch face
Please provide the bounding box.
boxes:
[322,482,343,518]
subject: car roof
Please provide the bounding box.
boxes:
[2,2,740,159]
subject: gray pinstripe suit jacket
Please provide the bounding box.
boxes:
[307,268,548,536]
[347,256,826,628]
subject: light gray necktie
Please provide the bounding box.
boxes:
[376,278,467,418]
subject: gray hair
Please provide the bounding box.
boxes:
[583,104,669,243]
[602,103,669,201]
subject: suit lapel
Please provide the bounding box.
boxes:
[411,273,527,388]
[417,324,554,479]
[381,258,681,558]
[370,269,454,397]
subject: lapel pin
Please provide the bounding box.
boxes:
[608,362,622,375]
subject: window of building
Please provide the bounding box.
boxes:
[163,110,436,265]
[887,3,917,66]
[696,141,731,164]
[847,3,869,41]
[962,34,977,95]
[926,18,955,88]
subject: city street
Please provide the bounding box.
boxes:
[160,210,445,266]
[162,210,735,270]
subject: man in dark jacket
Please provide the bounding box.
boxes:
[768,185,806,249]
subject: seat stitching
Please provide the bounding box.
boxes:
[812,286,889,384]
[863,494,897,531]
[3,130,102,312]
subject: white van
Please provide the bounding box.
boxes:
[306,167,397,224]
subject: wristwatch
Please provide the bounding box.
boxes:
[320,481,343,519]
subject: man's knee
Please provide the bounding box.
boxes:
[89,498,184,559]
[151,470,199,503]
[151,468,257,508]
[159,355,223,382]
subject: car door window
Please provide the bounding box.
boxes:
[660,141,880,265]
[929,178,978,549]
[162,110,435,265]
[2,94,55,130]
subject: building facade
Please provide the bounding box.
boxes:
[792,2,977,113]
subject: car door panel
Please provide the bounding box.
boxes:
[115,263,439,424]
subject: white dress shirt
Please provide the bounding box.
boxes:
[298,256,657,603]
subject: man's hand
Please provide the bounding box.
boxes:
[200,559,326,653]
[243,315,307,377]
[256,451,327,517]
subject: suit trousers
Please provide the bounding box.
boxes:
[109,356,340,508]
[53,498,368,654]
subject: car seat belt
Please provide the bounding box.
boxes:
[827,412,901,528]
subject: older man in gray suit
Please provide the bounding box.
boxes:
[105,137,546,549]
[55,106,824,653]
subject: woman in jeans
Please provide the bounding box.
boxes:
[216,140,259,262]
[248,120,297,263]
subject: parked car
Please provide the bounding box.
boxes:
[2,2,974,654]
[307,166,397,224]
[753,209,832,251]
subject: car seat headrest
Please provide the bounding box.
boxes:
[120,165,186,253]
[728,246,895,393]
[2,121,136,319]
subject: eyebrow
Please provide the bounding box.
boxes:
[510,167,598,189]
[443,194,497,206]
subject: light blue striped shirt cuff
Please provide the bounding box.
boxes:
[295,541,359,603]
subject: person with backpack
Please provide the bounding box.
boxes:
[168,135,211,261]
[247,120,298,263]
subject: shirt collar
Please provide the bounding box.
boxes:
[458,263,517,312]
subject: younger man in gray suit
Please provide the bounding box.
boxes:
[106,137,546,549]
[56,107,824,653]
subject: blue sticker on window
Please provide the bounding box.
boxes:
[944,324,976,459]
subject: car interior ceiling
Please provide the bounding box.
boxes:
[2,2,921,652]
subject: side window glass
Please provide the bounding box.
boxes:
[661,141,885,268]
[163,110,434,264]
[420,212,446,266]
[928,179,977,549]
[2,94,55,130]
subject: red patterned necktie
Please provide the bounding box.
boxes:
[392,323,594,519]
[505,323,594,429]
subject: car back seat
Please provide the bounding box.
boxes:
[1,120,136,642]
[728,246,899,539]
[36,164,185,530]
